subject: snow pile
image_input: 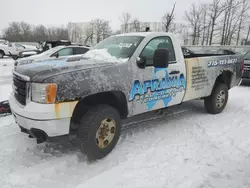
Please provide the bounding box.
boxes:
[2,57,250,187]
[0,58,14,88]
[82,49,129,63]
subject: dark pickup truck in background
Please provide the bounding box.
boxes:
[242,50,250,84]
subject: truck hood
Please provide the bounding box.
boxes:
[14,58,114,82]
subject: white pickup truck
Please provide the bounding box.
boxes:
[0,43,35,59]
[9,32,244,160]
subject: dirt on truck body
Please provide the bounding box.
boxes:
[9,32,244,160]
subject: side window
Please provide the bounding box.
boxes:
[73,47,89,55]
[140,36,176,66]
[244,51,250,60]
[15,44,25,49]
[57,48,73,57]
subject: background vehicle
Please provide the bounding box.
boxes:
[0,100,11,116]
[9,32,243,160]
[18,40,82,58]
[242,50,250,83]
[0,43,35,59]
[15,45,90,66]
[0,39,9,45]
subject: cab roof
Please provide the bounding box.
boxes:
[115,31,173,37]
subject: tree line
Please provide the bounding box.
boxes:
[1,21,68,42]
[68,18,112,45]
[183,0,250,45]
[119,0,250,45]
[1,0,250,45]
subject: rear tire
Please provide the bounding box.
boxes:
[204,83,228,114]
[77,104,121,160]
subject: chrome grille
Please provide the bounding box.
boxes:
[12,72,29,106]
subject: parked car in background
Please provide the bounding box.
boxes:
[242,50,250,83]
[15,45,90,66]
[18,40,87,58]
[0,42,35,59]
[0,39,9,45]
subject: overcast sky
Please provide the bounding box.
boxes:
[1,0,211,31]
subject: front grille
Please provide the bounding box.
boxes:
[13,74,27,106]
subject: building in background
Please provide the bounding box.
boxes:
[120,22,191,46]
[120,22,165,33]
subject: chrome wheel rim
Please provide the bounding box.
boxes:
[216,90,226,108]
[95,118,116,149]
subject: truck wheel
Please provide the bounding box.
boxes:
[0,51,4,58]
[78,104,121,160]
[204,83,228,114]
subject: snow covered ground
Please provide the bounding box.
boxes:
[1,58,250,188]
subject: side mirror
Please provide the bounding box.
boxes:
[153,48,169,68]
[136,56,146,69]
[55,53,59,58]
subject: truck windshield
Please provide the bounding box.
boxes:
[82,35,145,63]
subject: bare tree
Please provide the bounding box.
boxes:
[2,21,69,42]
[184,3,203,45]
[47,26,68,40]
[162,3,176,32]
[221,0,242,45]
[246,25,250,42]
[2,22,22,42]
[119,12,132,33]
[101,20,112,40]
[236,0,249,44]
[33,25,48,41]
[207,0,227,45]
[82,21,95,45]
[19,22,32,41]
[131,18,141,32]
[89,19,112,44]
[200,4,209,45]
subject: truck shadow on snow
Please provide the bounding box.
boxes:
[39,100,206,157]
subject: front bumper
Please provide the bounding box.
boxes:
[9,93,71,137]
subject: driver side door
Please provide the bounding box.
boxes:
[129,36,186,115]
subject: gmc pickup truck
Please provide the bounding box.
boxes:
[9,32,244,160]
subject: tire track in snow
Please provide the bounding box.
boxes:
[2,86,250,187]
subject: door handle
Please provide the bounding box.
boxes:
[169,70,180,75]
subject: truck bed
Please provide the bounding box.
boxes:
[182,55,242,102]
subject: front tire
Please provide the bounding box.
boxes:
[77,104,121,160]
[204,83,228,114]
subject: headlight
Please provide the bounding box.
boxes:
[31,83,57,104]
